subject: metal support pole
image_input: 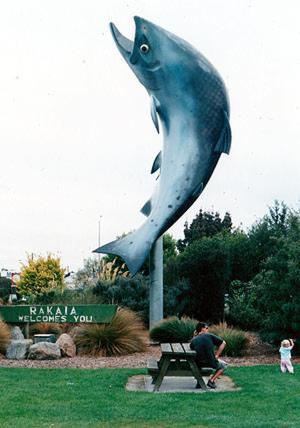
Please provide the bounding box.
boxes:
[149,235,164,329]
[98,215,103,263]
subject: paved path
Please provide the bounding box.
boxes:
[126,375,240,393]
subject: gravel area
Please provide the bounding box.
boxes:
[1,345,299,369]
[0,346,161,369]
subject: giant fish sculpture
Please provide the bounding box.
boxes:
[94,16,231,275]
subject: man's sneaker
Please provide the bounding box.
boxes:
[207,379,216,389]
[195,381,201,389]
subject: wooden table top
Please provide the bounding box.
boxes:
[160,343,196,356]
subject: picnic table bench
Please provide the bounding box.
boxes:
[147,342,214,392]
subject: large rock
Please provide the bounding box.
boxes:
[11,326,24,341]
[56,333,76,358]
[28,342,61,360]
[6,339,33,359]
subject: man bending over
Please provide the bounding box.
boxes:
[190,322,227,389]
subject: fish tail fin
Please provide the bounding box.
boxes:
[93,231,152,276]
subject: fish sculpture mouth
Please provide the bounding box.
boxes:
[110,17,162,90]
[110,17,141,61]
[110,16,146,64]
[109,22,133,58]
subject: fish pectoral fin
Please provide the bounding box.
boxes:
[150,95,160,134]
[214,110,232,155]
[140,199,152,217]
[151,151,162,174]
[192,182,204,198]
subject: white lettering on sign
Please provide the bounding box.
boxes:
[5,305,105,324]
[30,307,36,315]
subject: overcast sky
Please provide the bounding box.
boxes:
[1,0,300,272]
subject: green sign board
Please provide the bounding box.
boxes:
[0,304,117,324]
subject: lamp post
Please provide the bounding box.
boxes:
[98,215,103,263]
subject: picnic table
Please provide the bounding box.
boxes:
[147,342,214,392]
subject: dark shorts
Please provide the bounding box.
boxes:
[196,359,227,372]
[215,359,227,371]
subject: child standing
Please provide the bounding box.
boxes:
[279,339,294,373]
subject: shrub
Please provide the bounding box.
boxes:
[93,275,149,323]
[29,323,63,337]
[0,318,11,354]
[72,308,147,356]
[32,287,102,305]
[150,316,197,343]
[209,322,248,357]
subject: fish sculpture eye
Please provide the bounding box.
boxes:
[140,43,150,54]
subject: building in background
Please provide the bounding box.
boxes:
[0,268,20,302]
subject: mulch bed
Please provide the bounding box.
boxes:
[1,345,299,369]
[1,333,298,369]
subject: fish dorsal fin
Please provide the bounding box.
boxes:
[140,199,152,217]
[214,111,232,155]
[150,95,160,134]
[151,151,162,174]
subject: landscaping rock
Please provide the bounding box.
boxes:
[56,333,76,358]
[28,342,61,360]
[11,326,24,341]
[6,339,33,360]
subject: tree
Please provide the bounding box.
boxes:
[267,200,289,232]
[246,200,292,272]
[74,258,101,289]
[74,257,129,289]
[177,209,232,251]
[163,233,178,263]
[17,254,65,297]
[226,280,262,330]
[253,223,300,344]
[165,234,230,322]
[164,210,235,321]
[226,230,259,283]
[226,205,300,344]
[0,277,12,301]
[163,277,192,318]
[93,274,149,323]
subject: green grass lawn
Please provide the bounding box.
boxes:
[0,365,299,428]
